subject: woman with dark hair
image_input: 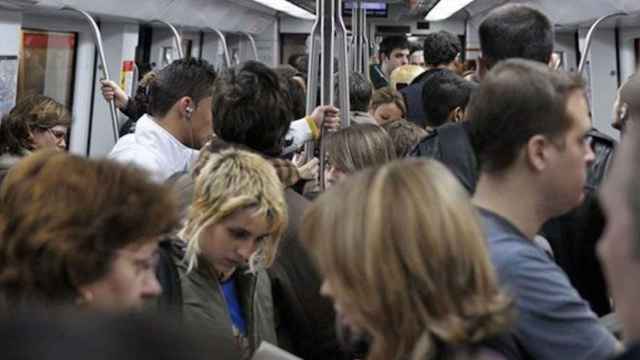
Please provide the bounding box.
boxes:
[0,95,71,182]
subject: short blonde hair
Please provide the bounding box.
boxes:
[302,159,512,360]
[180,149,287,273]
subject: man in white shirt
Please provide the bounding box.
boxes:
[109,59,216,182]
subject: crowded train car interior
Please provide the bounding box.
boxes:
[2,0,640,359]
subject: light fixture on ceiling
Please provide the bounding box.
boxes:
[251,0,316,20]
[425,0,474,21]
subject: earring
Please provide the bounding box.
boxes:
[76,290,94,305]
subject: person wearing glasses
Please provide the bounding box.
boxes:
[0,94,71,183]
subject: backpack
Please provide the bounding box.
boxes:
[409,121,478,193]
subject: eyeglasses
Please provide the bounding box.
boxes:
[48,128,67,140]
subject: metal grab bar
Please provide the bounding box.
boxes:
[241,32,259,61]
[62,6,119,142]
[304,0,351,191]
[150,19,185,59]
[208,27,231,68]
[303,0,322,163]
[578,12,626,74]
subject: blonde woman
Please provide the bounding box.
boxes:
[302,159,516,360]
[165,148,287,360]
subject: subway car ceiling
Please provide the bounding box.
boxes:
[2,0,640,156]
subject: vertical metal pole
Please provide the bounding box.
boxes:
[361,3,369,74]
[62,6,119,142]
[208,27,231,68]
[335,0,350,128]
[150,20,185,59]
[304,0,322,163]
[318,0,336,191]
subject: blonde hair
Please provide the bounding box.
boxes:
[302,159,512,360]
[180,149,287,273]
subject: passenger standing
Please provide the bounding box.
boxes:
[0,95,71,183]
[0,150,178,312]
[169,61,349,360]
[335,72,376,125]
[303,159,518,360]
[469,59,618,359]
[421,70,477,130]
[400,31,461,127]
[324,123,396,189]
[167,149,287,360]
[369,36,409,89]
[108,58,216,182]
[368,87,406,125]
[598,72,640,360]
[381,120,427,158]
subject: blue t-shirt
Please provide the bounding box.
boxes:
[221,277,247,337]
[478,207,617,360]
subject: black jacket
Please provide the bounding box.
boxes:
[400,68,445,128]
[409,122,477,193]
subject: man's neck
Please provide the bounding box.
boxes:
[153,114,190,147]
[473,171,549,240]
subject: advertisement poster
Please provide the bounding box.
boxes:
[0,55,18,117]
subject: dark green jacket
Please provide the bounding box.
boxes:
[165,242,277,360]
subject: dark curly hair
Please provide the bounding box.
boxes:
[423,31,461,67]
[212,61,293,157]
[0,151,179,306]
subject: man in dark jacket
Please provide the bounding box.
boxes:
[207,61,345,359]
[400,31,461,127]
[410,3,616,316]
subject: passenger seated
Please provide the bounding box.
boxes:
[470,59,619,359]
[422,70,478,130]
[368,87,406,125]
[0,95,71,183]
[169,61,348,359]
[0,150,178,312]
[599,72,640,360]
[109,58,216,182]
[381,120,427,158]
[324,123,396,188]
[163,149,286,360]
[302,159,517,360]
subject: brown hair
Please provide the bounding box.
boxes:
[0,95,71,155]
[382,120,428,157]
[302,159,512,360]
[369,87,407,118]
[325,123,396,173]
[469,59,585,174]
[0,151,179,306]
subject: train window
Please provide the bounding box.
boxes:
[17,29,77,109]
